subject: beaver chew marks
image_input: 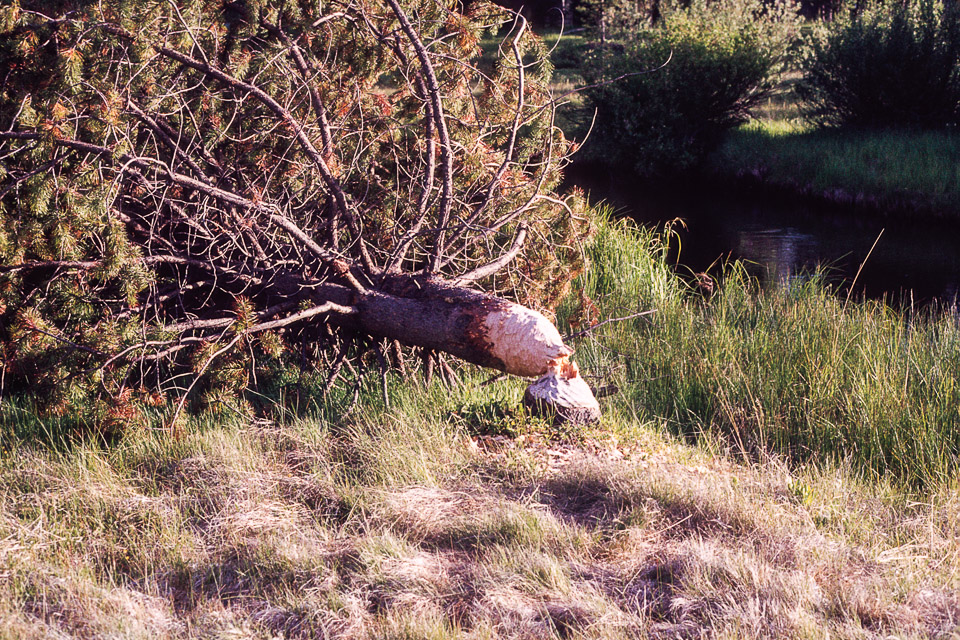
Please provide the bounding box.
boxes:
[519,330,601,425]
[482,304,574,378]
[523,363,602,425]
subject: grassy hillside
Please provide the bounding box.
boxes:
[2,216,959,638]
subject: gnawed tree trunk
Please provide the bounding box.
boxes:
[274,273,602,420]
[341,274,602,422]
[524,359,602,425]
[362,275,601,422]
[350,274,573,377]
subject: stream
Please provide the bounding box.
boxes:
[566,164,960,306]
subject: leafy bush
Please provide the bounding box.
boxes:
[798,0,960,127]
[580,0,800,176]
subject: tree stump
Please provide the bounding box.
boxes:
[523,359,602,425]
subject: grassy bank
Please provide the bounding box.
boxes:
[531,26,960,217]
[2,216,960,637]
[563,213,960,488]
[710,121,960,216]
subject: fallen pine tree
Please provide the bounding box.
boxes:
[0,0,598,426]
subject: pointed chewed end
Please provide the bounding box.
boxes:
[483,303,574,378]
[476,300,601,424]
[523,366,601,425]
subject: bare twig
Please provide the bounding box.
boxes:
[564,309,658,341]
[323,345,349,396]
[384,0,454,272]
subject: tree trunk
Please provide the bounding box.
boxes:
[321,273,578,379]
[364,274,603,421]
[313,273,603,421]
[524,361,602,425]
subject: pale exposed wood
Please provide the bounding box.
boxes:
[523,370,602,425]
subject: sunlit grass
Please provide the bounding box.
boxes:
[3,213,960,637]
[713,120,960,214]
[559,211,960,488]
[4,371,957,637]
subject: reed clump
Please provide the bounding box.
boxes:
[562,211,960,488]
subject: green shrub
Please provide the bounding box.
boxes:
[798,0,960,127]
[580,0,800,176]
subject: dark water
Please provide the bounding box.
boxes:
[566,165,960,306]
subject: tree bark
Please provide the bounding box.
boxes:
[318,273,577,379]
[344,273,603,421]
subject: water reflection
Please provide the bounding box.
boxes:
[565,165,960,305]
[736,227,819,285]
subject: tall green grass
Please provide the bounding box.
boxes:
[711,121,960,215]
[560,211,960,488]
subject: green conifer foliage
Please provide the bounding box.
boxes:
[0,0,591,427]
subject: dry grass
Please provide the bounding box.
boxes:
[5,216,960,638]
[1,398,958,639]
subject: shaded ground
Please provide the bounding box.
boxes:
[1,407,957,639]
